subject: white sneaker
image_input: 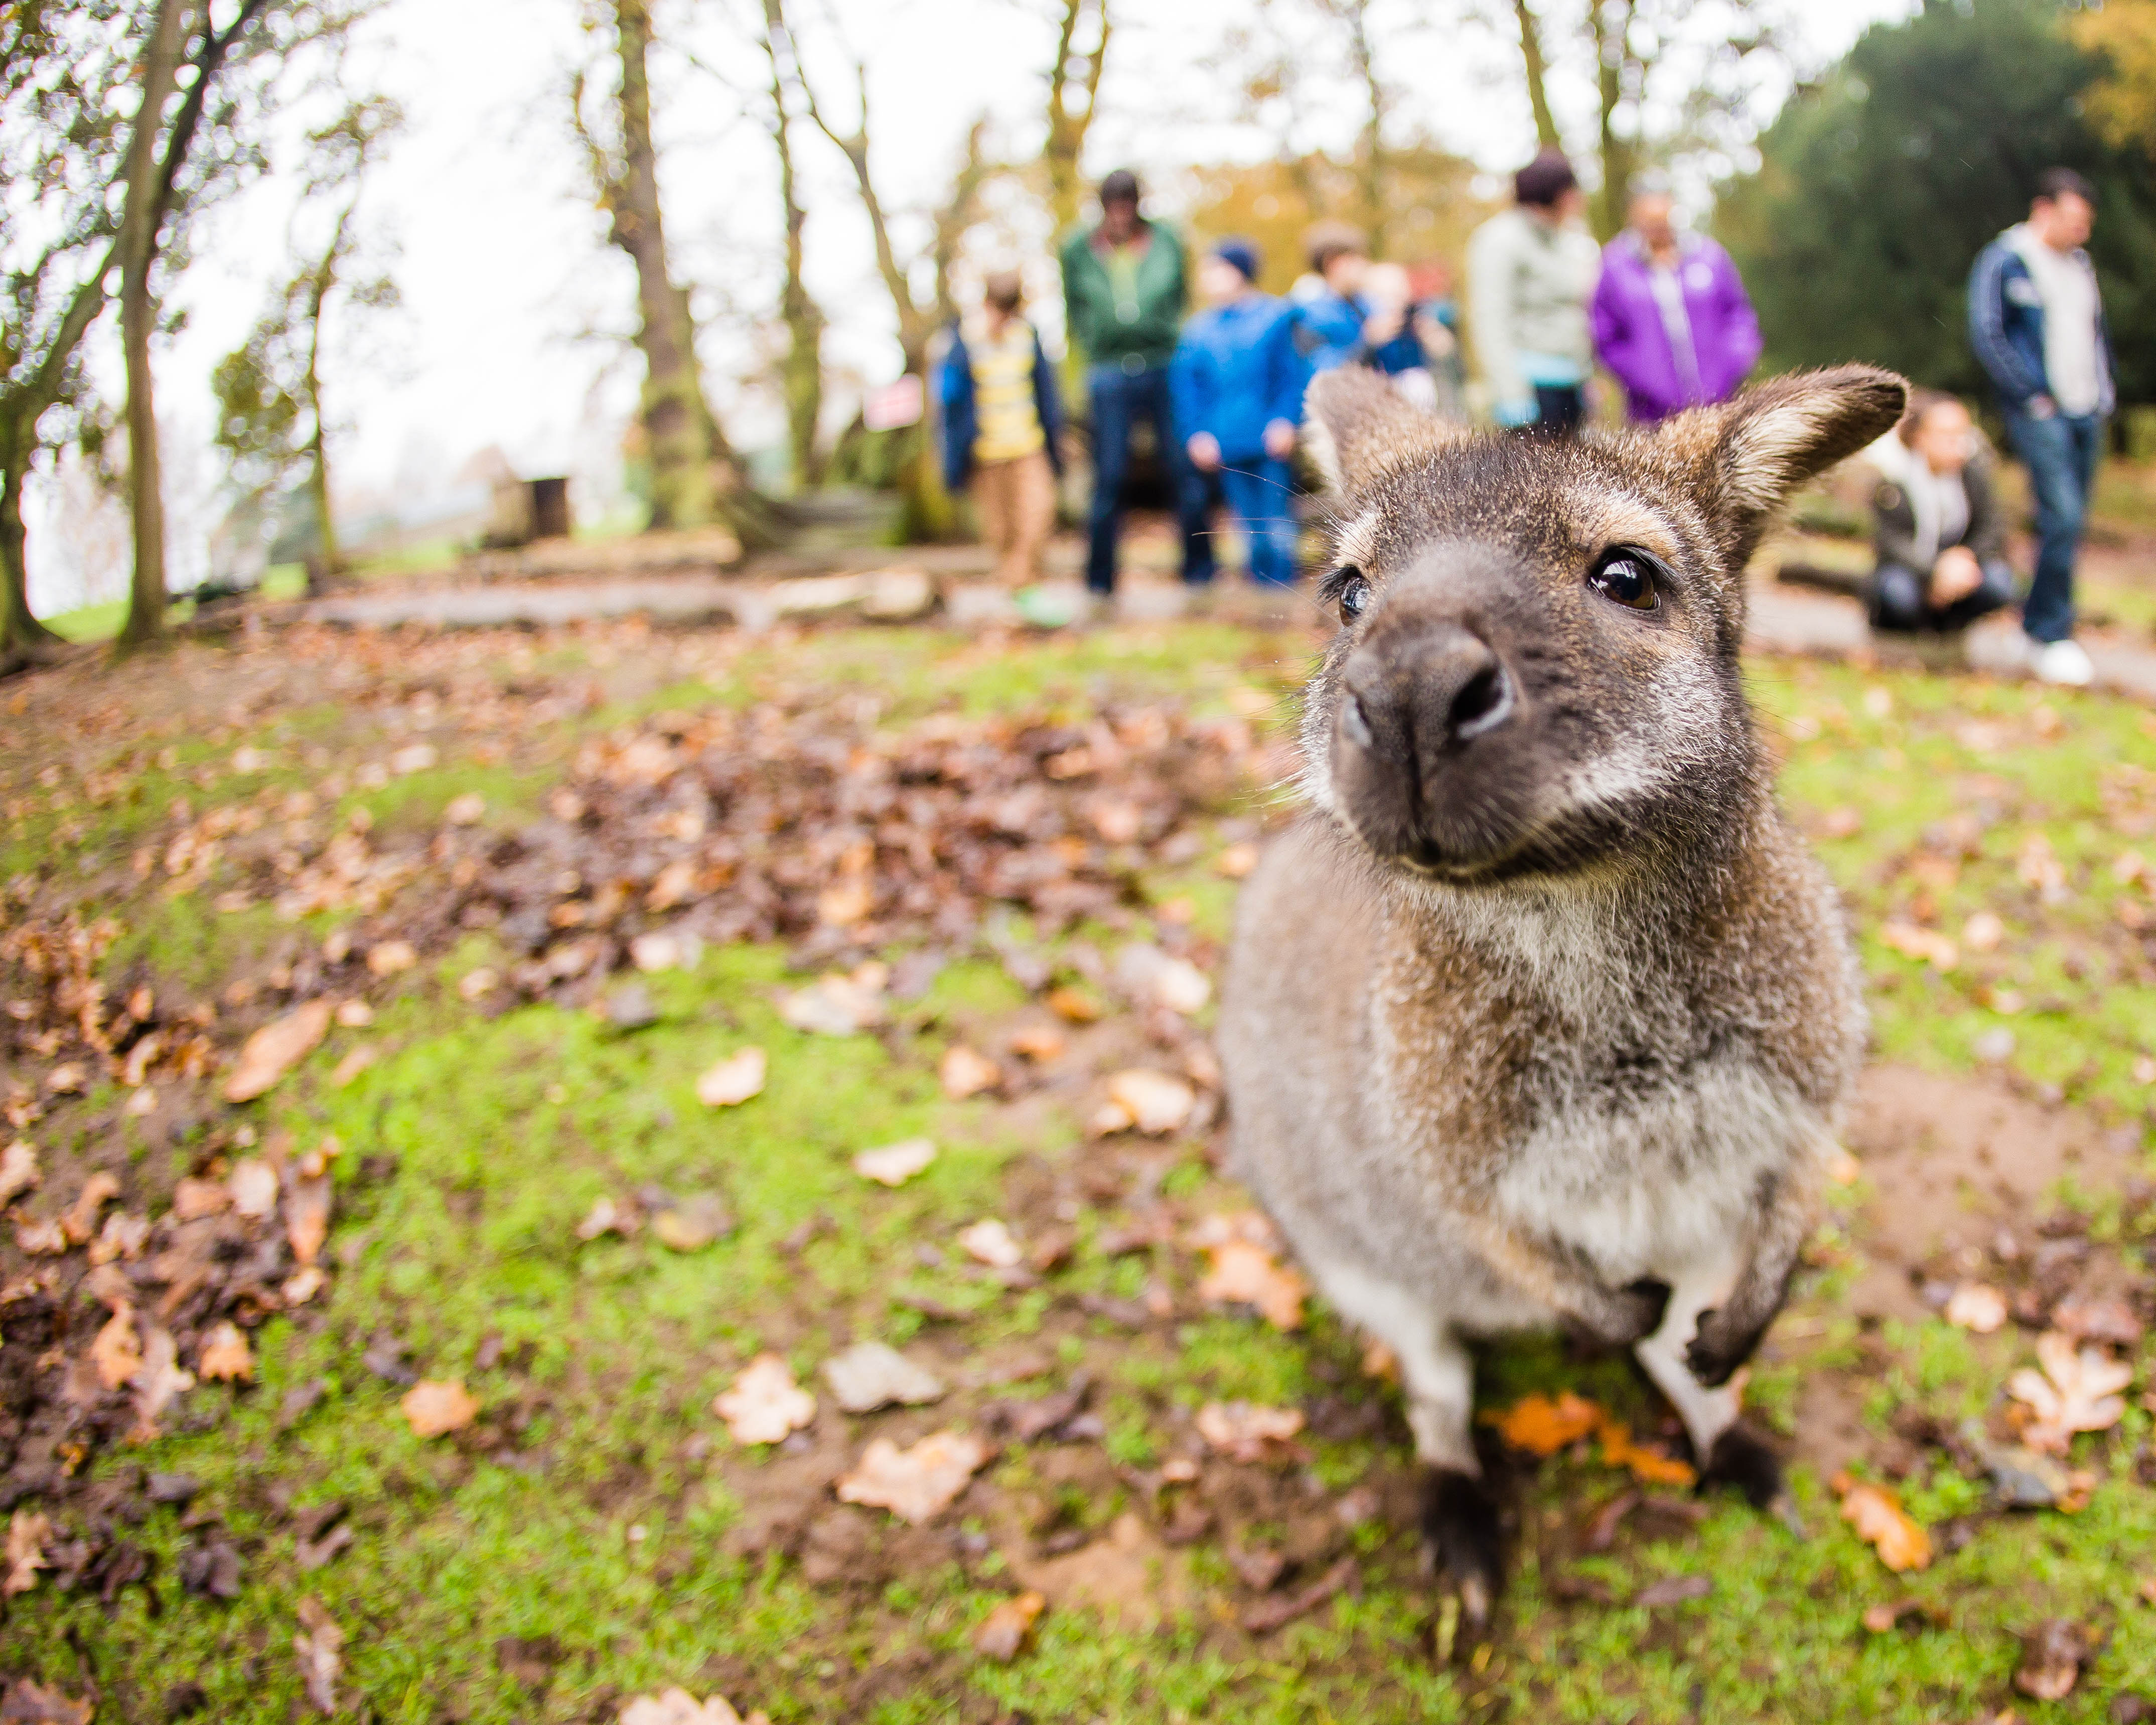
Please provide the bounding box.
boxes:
[2031,637,2094,688]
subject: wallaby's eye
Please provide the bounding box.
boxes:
[1588,547,1659,612]
[1336,568,1372,622]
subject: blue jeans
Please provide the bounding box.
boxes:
[1085,362,1212,593]
[1868,557,2016,633]
[2003,406,2103,644]
[1199,459,1300,586]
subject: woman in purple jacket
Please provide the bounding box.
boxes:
[1589,176,1761,423]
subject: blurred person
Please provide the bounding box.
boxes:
[1589,173,1761,423]
[1293,226,1461,418]
[1864,391,2016,634]
[1467,150,1600,436]
[933,268,1064,588]
[1170,238,1305,588]
[1059,168,1209,596]
[1968,167,2113,686]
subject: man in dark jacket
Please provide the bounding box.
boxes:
[1059,169,1208,596]
[933,268,1064,587]
[1865,392,2016,634]
[1967,168,2113,685]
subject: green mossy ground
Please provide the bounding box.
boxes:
[3,622,2154,1722]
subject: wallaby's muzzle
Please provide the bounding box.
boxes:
[1329,549,1540,875]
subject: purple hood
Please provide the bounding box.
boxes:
[1589,233,1762,422]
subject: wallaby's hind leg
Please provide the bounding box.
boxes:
[1309,1259,1502,1624]
[1632,1254,1785,1509]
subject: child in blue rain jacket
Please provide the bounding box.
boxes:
[1169,238,1308,587]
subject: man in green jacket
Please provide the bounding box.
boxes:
[1060,169,1210,596]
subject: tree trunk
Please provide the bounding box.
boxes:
[1513,0,1560,150]
[304,282,338,574]
[1342,3,1386,255]
[610,0,718,532]
[763,0,824,492]
[1590,0,1639,242]
[0,446,61,672]
[1045,0,1108,238]
[116,0,190,650]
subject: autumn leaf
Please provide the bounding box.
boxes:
[835,1430,992,1524]
[4,1509,50,1597]
[777,967,885,1036]
[1008,1025,1065,1062]
[713,1354,815,1446]
[1597,1417,1696,1488]
[696,1047,766,1107]
[618,1689,748,1725]
[1944,1282,2008,1334]
[1197,1239,1308,1330]
[939,1045,1001,1099]
[401,1379,480,1438]
[0,1139,40,1206]
[2015,1619,2093,1701]
[198,1321,254,1382]
[223,999,333,1102]
[1488,1390,1603,1456]
[2009,1332,2134,1454]
[61,1171,118,1244]
[1045,986,1103,1024]
[958,1218,1024,1268]
[1196,1399,1306,1462]
[973,1591,1046,1661]
[1834,1473,1932,1572]
[295,1596,345,1716]
[0,1681,90,1725]
[1215,842,1259,879]
[1100,1068,1196,1135]
[1879,921,1958,970]
[228,1157,280,1219]
[286,1168,333,1267]
[852,1137,936,1187]
[822,1342,948,1414]
[129,1324,196,1434]
[92,1304,143,1390]
[366,939,417,976]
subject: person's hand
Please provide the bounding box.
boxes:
[2028,393,2058,420]
[1930,545,1983,608]
[1413,311,1456,359]
[1187,432,1221,472]
[1262,418,1296,460]
[1362,306,1405,346]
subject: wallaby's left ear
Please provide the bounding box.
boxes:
[1660,365,1908,557]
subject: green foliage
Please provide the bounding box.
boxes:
[1718,0,2156,406]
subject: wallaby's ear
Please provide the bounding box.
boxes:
[1303,366,1459,495]
[1659,365,1908,555]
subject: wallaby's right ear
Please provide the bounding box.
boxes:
[1303,366,1457,496]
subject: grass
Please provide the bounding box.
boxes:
[4,620,2155,1721]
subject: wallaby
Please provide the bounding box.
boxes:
[1219,363,1907,1625]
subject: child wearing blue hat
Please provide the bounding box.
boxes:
[1169,238,1308,587]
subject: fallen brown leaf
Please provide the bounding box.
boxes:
[198,1321,254,1382]
[1598,1417,1696,1488]
[1008,1024,1066,1062]
[4,1509,50,1597]
[228,1157,280,1219]
[1241,1556,1356,1634]
[1195,1399,1305,1462]
[617,1690,747,1725]
[1196,1239,1308,1330]
[0,1139,40,1206]
[652,1194,732,1251]
[1944,1282,2008,1334]
[1835,1474,1931,1572]
[1102,1068,1195,1135]
[1045,986,1103,1024]
[1633,1573,1712,1608]
[224,998,333,1102]
[366,939,417,976]
[939,1045,1001,1099]
[852,1137,935,1187]
[61,1171,118,1244]
[2009,1332,2133,1454]
[822,1341,948,1413]
[1879,921,1958,971]
[713,1354,815,1445]
[2015,1618,2093,1701]
[286,1169,333,1267]
[401,1379,480,1438]
[958,1218,1023,1268]
[295,1595,345,1716]
[835,1429,991,1524]
[0,1680,91,1724]
[1215,842,1259,879]
[577,1196,641,1240]
[972,1590,1046,1661]
[92,1304,143,1389]
[696,1047,766,1107]
[1489,1390,1602,1456]
[777,967,885,1036]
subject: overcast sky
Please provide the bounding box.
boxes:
[27,0,1919,610]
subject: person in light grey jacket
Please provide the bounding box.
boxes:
[1467,151,1602,435]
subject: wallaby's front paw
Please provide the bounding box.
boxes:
[1605,1277,1672,1345]
[1684,1305,1767,1386]
[1697,1423,1784,1509]
[1419,1467,1502,1637]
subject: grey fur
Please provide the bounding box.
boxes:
[1220,366,1905,1572]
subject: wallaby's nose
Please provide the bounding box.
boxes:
[1340,626,1515,771]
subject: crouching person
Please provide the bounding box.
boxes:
[1171,238,1306,587]
[935,268,1064,587]
[1866,391,2015,634]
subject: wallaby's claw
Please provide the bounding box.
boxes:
[1697,1423,1784,1510]
[1684,1305,1763,1385]
[1420,1467,1501,1655]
